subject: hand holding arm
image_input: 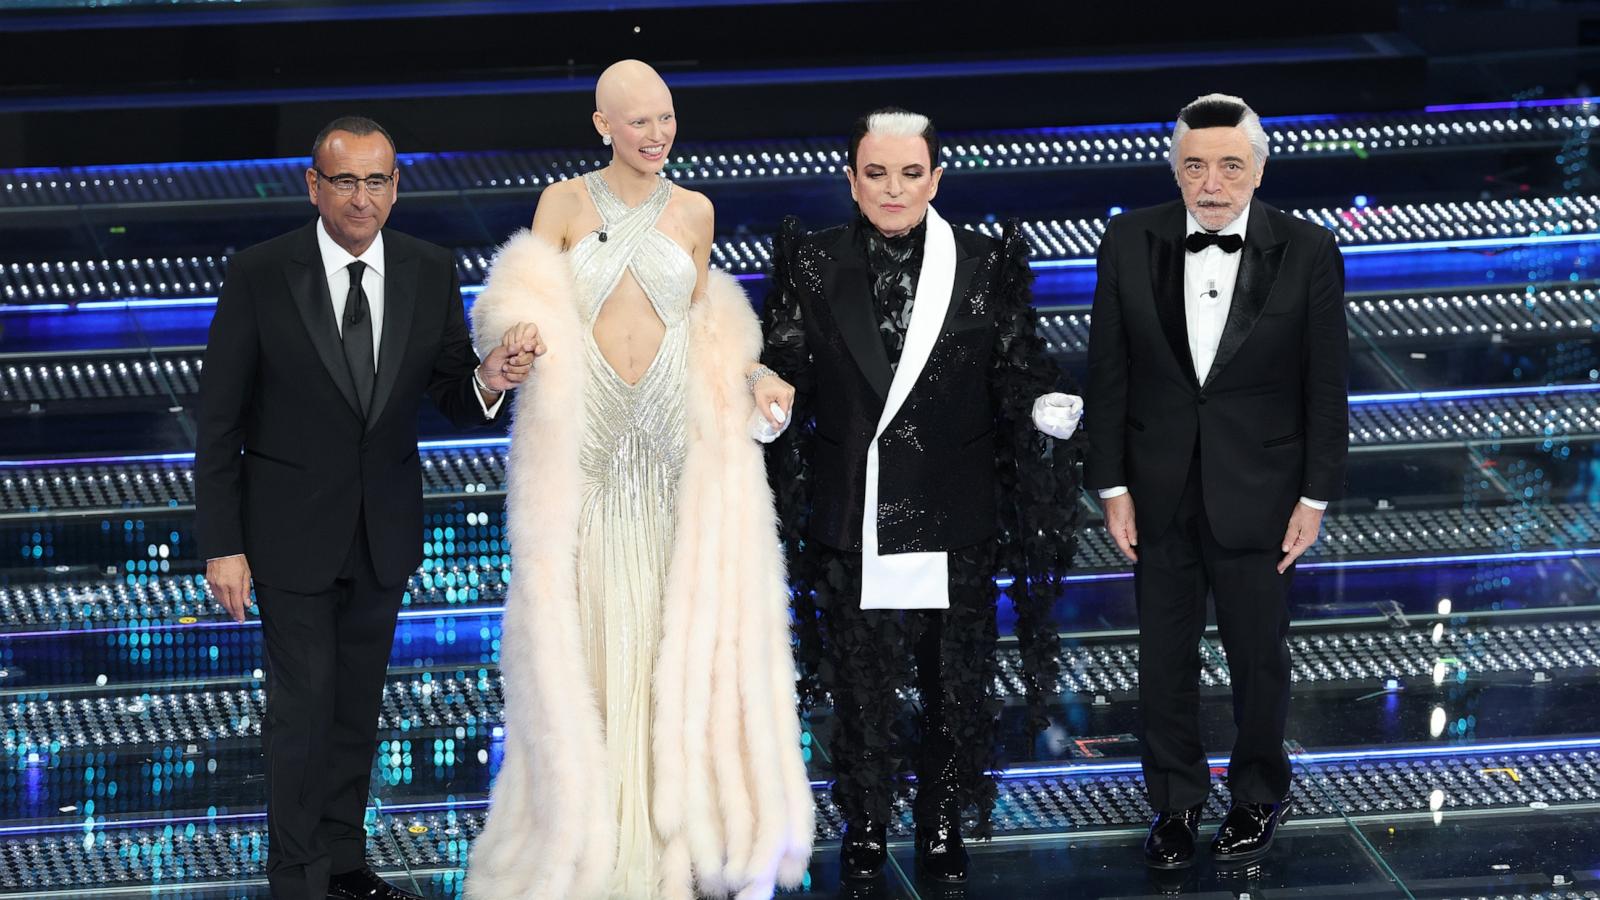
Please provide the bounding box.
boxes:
[477,321,545,395]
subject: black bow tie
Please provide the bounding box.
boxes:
[1185,231,1244,254]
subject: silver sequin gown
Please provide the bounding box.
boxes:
[569,171,695,897]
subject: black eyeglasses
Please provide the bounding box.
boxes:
[313,169,396,196]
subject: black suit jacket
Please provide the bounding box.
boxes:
[764,216,1037,554]
[195,221,501,592]
[1085,199,1348,549]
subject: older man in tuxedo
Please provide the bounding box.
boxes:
[196,116,539,900]
[1085,93,1348,869]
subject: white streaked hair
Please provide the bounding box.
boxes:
[866,109,932,140]
[1169,93,1270,171]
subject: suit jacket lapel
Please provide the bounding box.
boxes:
[1202,200,1286,390]
[821,224,894,399]
[287,223,363,419]
[940,242,981,333]
[1146,204,1198,386]
[367,236,416,433]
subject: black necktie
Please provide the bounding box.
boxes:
[341,260,375,418]
[1185,231,1244,254]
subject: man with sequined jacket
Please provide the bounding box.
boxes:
[757,107,1084,887]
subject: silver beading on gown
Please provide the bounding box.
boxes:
[570,170,695,897]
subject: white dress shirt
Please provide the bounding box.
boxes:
[1098,206,1326,512]
[318,219,386,365]
[317,219,503,420]
[1182,207,1248,384]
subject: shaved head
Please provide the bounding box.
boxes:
[595,58,669,117]
[592,59,678,175]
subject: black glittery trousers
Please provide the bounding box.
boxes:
[811,541,1005,833]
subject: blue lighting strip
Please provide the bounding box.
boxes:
[73,297,224,311]
[415,436,509,451]
[7,96,1593,177]
[1060,547,1600,584]
[1,232,1595,317]
[0,604,508,639]
[1348,381,1600,404]
[8,545,1599,637]
[1303,547,1600,570]
[3,735,1595,837]
[1336,232,1600,255]
[0,440,513,467]
[0,451,197,468]
[1425,97,1599,113]
[1001,735,1600,781]
[7,382,1596,471]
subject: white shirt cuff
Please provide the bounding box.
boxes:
[473,370,506,420]
[206,554,245,564]
[1298,497,1328,511]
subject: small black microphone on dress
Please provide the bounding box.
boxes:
[596,226,608,243]
[1205,279,1219,299]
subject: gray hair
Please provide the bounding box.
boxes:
[1169,93,1268,171]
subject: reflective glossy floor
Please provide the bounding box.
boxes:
[3,64,1600,900]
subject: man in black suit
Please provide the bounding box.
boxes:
[761,108,1083,886]
[195,117,539,900]
[1086,93,1348,869]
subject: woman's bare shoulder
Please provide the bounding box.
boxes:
[671,183,713,215]
[536,178,587,215]
[531,178,592,245]
[667,183,715,236]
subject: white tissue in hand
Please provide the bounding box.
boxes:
[749,408,785,444]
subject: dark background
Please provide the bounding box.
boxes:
[1,0,1594,167]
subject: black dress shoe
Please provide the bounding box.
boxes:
[1143,804,1203,870]
[327,866,423,900]
[840,820,888,881]
[1211,798,1291,864]
[914,818,969,884]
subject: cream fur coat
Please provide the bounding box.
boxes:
[463,231,814,900]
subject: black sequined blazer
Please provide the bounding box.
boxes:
[763,215,1074,555]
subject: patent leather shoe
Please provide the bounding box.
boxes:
[914,818,969,883]
[1143,804,1202,869]
[840,820,888,880]
[1211,798,1291,864]
[327,866,423,900]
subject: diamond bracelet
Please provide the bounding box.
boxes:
[746,365,777,393]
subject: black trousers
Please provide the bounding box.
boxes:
[812,543,1001,830]
[1135,457,1295,811]
[254,515,404,900]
